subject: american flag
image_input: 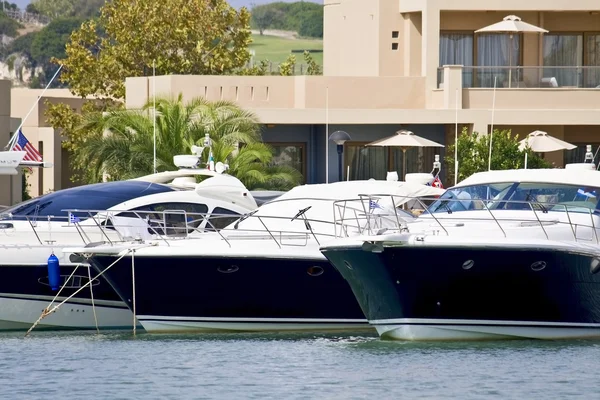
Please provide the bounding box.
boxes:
[12,130,42,162]
[427,176,444,189]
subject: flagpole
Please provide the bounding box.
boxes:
[7,65,63,150]
[325,86,329,184]
[152,60,157,174]
[454,88,459,185]
[487,75,497,171]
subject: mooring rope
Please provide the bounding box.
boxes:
[131,250,136,336]
[25,249,134,337]
[46,264,80,311]
[87,265,99,334]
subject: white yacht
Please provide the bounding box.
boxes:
[321,163,600,341]
[0,167,258,331]
[66,178,444,333]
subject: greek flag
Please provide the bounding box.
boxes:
[369,200,382,209]
[69,213,80,224]
[577,189,596,198]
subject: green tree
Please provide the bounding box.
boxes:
[0,10,23,37]
[279,54,296,76]
[75,96,302,189]
[298,9,323,38]
[53,0,252,100]
[251,4,284,35]
[446,128,551,183]
[30,17,83,87]
[2,2,18,11]
[32,0,76,19]
[303,51,321,75]
[45,99,117,183]
[46,0,253,181]
[253,2,323,38]
[71,0,104,18]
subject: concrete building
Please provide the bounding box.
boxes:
[126,0,600,184]
[10,88,85,198]
[0,81,26,206]
[11,0,600,199]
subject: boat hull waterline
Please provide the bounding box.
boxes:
[0,264,139,331]
[322,242,600,341]
[90,255,370,333]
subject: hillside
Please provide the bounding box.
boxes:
[229,0,322,8]
[249,33,323,67]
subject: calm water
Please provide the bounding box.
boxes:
[2,330,600,399]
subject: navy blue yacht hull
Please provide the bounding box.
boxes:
[0,263,133,331]
[322,244,600,340]
[91,255,370,333]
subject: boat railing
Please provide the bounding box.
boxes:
[332,194,600,244]
[56,196,416,249]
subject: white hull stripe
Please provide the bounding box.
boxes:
[0,292,127,309]
[371,318,600,328]
[139,315,367,324]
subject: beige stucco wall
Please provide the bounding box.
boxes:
[127,75,427,111]
[323,0,382,76]
[0,80,22,206]
[10,88,84,197]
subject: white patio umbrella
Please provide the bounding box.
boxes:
[519,130,576,168]
[366,129,444,180]
[475,15,548,87]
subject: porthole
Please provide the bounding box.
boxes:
[307,266,324,277]
[343,260,353,270]
[530,261,546,272]
[217,265,239,274]
[591,259,600,274]
[462,260,474,270]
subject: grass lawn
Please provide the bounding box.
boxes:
[249,34,323,68]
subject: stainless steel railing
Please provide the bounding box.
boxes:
[333,194,600,244]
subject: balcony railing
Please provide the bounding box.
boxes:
[438,66,600,89]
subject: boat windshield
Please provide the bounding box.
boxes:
[0,181,174,221]
[427,182,600,214]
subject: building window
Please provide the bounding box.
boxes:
[391,43,398,50]
[584,33,600,87]
[345,142,440,181]
[269,143,306,183]
[543,34,583,87]
[542,33,600,88]
[475,33,521,87]
[439,32,474,87]
[392,31,399,38]
[564,143,600,165]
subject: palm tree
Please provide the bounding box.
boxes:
[76,95,302,189]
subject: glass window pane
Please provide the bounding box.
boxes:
[270,144,305,182]
[206,207,241,231]
[390,147,439,178]
[543,34,583,87]
[440,33,474,87]
[0,181,174,221]
[585,34,600,88]
[345,143,389,180]
[564,143,600,165]
[476,34,521,87]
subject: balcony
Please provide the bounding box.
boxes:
[434,65,600,111]
[438,66,600,89]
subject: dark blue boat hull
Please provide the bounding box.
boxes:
[322,244,600,339]
[91,254,369,332]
